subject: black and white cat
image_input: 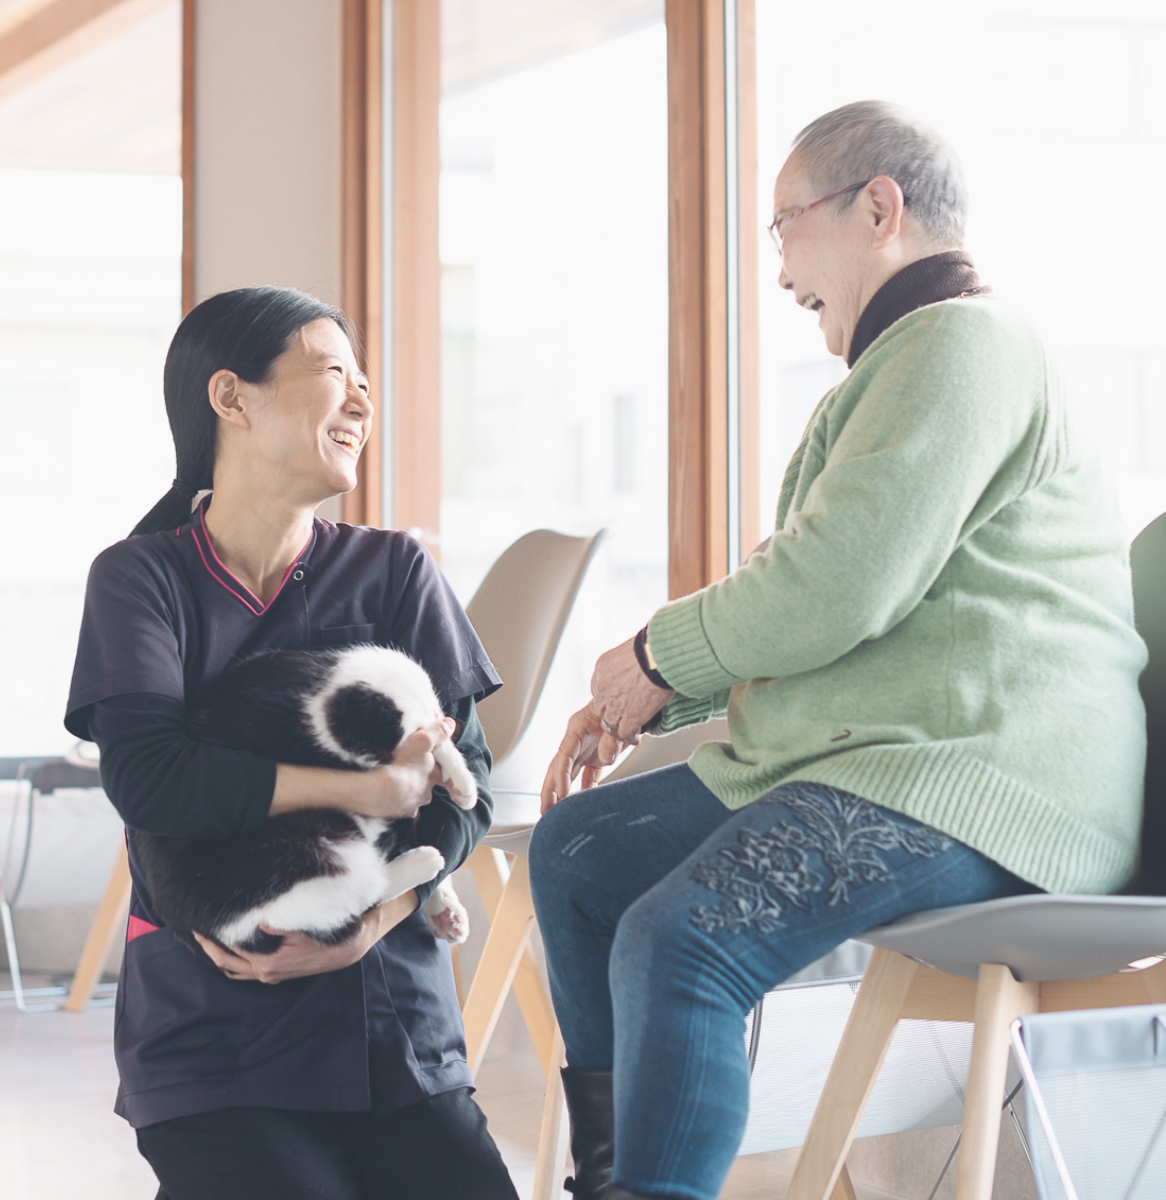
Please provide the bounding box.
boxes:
[134,644,477,955]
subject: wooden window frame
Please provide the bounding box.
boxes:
[335,0,441,543]
[665,0,759,598]
[181,0,193,314]
[339,0,386,529]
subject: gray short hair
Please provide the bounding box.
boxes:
[790,101,968,248]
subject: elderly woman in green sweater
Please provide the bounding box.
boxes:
[527,100,1146,1200]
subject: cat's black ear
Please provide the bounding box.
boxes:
[326,684,406,765]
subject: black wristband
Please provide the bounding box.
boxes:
[633,625,670,690]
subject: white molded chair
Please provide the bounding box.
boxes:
[458,528,609,1077]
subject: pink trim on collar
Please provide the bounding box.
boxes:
[194,504,312,616]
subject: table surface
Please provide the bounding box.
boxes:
[0,756,57,780]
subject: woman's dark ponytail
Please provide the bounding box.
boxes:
[130,286,358,537]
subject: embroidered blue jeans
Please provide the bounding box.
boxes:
[528,764,1036,1200]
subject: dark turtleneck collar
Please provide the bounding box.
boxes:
[846,250,990,368]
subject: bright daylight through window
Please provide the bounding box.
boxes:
[438,0,667,786]
[0,2,181,756]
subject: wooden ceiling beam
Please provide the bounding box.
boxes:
[0,0,169,103]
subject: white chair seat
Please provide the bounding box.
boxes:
[481,826,536,856]
[485,788,541,835]
[859,893,1166,981]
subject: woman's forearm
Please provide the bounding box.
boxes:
[92,695,454,832]
[269,761,437,819]
[269,762,371,816]
[269,720,453,821]
[90,694,276,838]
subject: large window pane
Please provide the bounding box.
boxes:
[439,1,667,782]
[754,0,1166,540]
[0,5,182,754]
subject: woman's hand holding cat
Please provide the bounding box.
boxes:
[358,718,457,819]
[193,890,420,984]
[270,717,456,821]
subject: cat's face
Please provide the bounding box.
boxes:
[237,318,373,503]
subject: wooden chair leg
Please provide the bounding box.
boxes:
[465,845,558,1073]
[531,1025,570,1200]
[462,855,537,1073]
[830,1164,859,1200]
[1139,958,1166,1002]
[514,950,558,1074]
[467,844,508,911]
[953,964,1039,1200]
[786,948,920,1200]
[1041,958,1166,1012]
[64,840,131,1012]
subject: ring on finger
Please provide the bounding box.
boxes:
[602,721,618,736]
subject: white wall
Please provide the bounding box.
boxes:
[193,0,343,304]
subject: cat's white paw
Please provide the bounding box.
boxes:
[381,846,445,900]
[434,743,478,810]
[422,879,470,944]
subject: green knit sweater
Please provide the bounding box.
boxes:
[648,297,1146,894]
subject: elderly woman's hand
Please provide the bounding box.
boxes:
[541,702,628,811]
[591,636,673,742]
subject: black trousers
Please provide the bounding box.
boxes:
[138,1088,519,1200]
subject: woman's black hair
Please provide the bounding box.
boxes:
[130,286,359,537]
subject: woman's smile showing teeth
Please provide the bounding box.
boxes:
[328,428,360,453]
[800,293,824,312]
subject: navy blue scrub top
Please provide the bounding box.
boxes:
[66,503,501,1128]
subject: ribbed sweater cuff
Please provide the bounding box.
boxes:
[654,692,724,735]
[648,596,742,699]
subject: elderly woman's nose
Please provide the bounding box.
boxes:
[778,262,793,290]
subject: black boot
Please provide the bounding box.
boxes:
[560,1068,615,1200]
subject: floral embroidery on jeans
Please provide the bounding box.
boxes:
[689,827,823,934]
[689,785,952,934]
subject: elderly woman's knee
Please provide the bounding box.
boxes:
[528,800,582,896]
[610,886,697,982]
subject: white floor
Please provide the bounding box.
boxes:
[1,969,914,1200]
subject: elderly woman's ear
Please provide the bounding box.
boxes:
[861,175,908,246]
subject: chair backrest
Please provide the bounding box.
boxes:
[1131,513,1166,892]
[466,528,609,766]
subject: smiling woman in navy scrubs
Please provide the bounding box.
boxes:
[65,287,517,1200]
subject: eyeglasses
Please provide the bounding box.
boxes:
[766,181,872,255]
